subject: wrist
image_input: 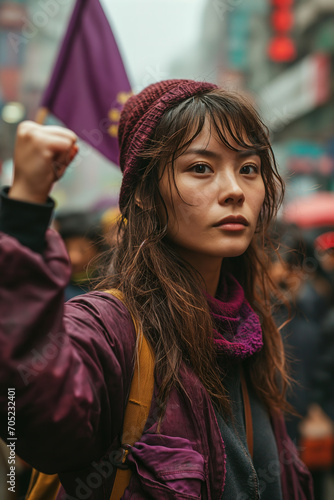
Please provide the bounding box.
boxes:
[9,184,49,205]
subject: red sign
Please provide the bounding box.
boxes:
[268,36,296,62]
[268,0,296,62]
[271,9,294,32]
[314,53,331,105]
[272,0,293,6]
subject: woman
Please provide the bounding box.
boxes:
[0,80,313,499]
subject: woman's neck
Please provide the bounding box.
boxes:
[177,249,223,297]
[202,265,222,297]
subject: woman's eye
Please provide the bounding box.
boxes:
[190,163,211,174]
[240,164,258,175]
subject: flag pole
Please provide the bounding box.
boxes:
[35,107,49,124]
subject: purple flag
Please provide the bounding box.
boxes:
[40,0,132,165]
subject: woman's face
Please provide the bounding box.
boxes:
[158,119,266,269]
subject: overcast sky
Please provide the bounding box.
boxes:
[101,0,207,91]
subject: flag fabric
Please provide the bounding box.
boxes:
[39,0,132,165]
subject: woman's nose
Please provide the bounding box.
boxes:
[218,174,245,206]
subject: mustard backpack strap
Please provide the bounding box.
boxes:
[25,288,155,500]
[25,470,60,500]
[110,328,155,498]
[106,289,155,499]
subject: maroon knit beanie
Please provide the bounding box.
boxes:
[118,79,218,212]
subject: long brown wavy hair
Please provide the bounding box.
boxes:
[97,88,290,417]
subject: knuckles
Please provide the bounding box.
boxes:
[16,121,77,145]
[15,121,77,174]
[16,121,38,142]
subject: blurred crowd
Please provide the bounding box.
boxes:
[52,203,120,301]
[269,221,334,500]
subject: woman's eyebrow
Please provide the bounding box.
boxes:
[181,148,221,158]
[238,149,260,158]
[181,148,260,159]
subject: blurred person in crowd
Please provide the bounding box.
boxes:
[270,223,334,500]
[314,231,334,293]
[304,231,334,428]
[270,222,331,324]
[300,231,334,500]
[269,223,328,434]
[0,80,314,499]
[54,211,107,301]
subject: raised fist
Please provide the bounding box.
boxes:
[9,121,78,204]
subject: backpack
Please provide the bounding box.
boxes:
[25,289,155,499]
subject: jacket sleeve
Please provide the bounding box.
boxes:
[0,191,137,474]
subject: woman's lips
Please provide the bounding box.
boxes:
[217,222,247,231]
[214,216,249,231]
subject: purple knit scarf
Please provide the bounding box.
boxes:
[207,274,263,359]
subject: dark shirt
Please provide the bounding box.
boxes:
[215,361,282,500]
[65,281,90,301]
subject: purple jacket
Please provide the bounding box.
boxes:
[0,229,313,499]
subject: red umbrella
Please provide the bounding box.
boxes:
[283,192,334,229]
